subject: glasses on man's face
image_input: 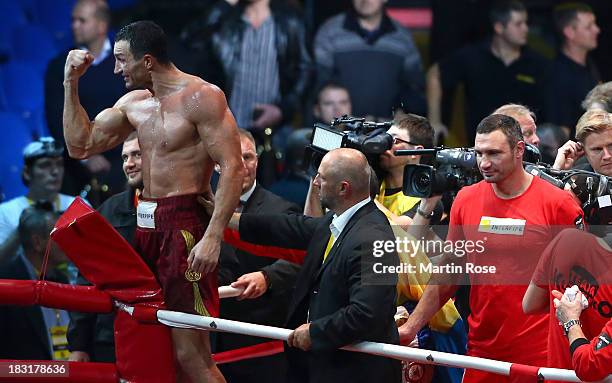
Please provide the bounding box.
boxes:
[392,137,418,146]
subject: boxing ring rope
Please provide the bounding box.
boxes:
[1,279,611,382]
[133,301,610,383]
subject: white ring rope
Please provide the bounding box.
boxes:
[115,301,612,383]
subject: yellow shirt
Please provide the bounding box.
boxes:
[376,180,421,218]
[377,181,460,332]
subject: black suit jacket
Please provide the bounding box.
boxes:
[217,185,301,383]
[219,185,302,329]
[240,201,401,383]
[0,257,68,360]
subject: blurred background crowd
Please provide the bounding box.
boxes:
[0,0,610,209]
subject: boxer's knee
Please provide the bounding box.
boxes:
[173,329,207,370]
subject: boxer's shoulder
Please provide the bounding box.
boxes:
[115,89,153,109]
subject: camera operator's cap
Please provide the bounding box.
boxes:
[23,137,64,162]
[576,110,612,142]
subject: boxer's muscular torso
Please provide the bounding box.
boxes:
[118,75,217,198]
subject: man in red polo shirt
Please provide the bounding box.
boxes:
[399,114,583,382]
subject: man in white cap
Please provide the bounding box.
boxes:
[0,137,78,263]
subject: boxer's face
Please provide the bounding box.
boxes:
[113,40,149,89]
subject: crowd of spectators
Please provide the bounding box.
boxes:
[0,0,609,203]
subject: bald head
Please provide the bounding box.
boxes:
[325,149,371,193]
[316,149,371,213]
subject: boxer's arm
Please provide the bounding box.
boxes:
[63,94,135,159]
[63,50,134,159]
[190,84,243,274]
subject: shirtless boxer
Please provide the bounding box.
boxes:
[63,21,242,383]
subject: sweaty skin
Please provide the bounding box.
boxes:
[62,46,243,275]
[110,80,220,198]
[63,35,241,383]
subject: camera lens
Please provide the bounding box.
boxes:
[413,171,431,195]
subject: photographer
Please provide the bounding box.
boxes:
[398,114,583,383]
[379,114,466,383]
[377,114,444,228]
[553,109,612,177]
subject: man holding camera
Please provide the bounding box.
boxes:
[378,114,466,382]
[398,114,583,382]
[377,114,443,225]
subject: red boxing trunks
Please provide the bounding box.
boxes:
[134,194,219,318]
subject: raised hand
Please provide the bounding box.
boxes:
[553,140,584,170]
[64,49,94,81]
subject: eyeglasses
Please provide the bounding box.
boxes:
[392,137,418,146]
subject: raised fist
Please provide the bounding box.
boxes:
[64,49,94,81]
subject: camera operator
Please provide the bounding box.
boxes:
[377,114,444,228]
[398,114,584,383]
[553,109,612,176]
[376,114,467,383]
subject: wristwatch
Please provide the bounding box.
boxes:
[416,207,435,219]
[563,319,581,335]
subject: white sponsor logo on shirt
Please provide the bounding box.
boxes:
[137,201,157,229]
[478,216,526,236]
